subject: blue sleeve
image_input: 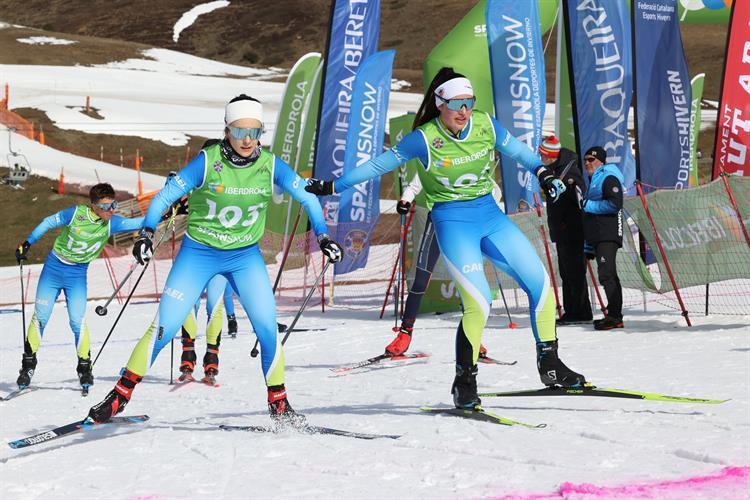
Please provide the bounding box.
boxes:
[143,152,206,230]
[273,157,328,236]
[27,206,76,244]
[334,130,426,193]
[491,117,543,175]
[110,215,145,234]
[584,176,622,214]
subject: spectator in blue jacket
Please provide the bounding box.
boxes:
[582,146,625,331]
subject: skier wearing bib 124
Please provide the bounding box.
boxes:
[306,69,587,409]
[87,95,342,425]
[14,183,144,391]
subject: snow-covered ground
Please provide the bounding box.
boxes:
[0,298,747,498]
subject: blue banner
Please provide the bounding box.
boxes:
[336,50,394,274]
[486,0,546,214]
[633,0,692,190]
[314,0,381,230]
[565,0,636,191]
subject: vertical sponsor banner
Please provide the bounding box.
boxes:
[633,0,692,190]
[564,0,636,190]
[336,50,395,274]
[288,61,324,238]
[267,52,321,235]
[424,0,558,116]
[487,0,546,213]
[314,0,381,233]
[689,73,705,186]
[712,0,750,177]
[555,2,576,151]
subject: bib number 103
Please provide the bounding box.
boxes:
[205,199,264,228]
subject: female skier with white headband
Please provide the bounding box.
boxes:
[88,94,343,425]
[306,68,587,409]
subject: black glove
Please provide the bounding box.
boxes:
[537,166,566,202]
[161,197,188,221]
[318,234,343,263]
[305,178,334,196]
[133,228,155,265]
[396,200,411,215]
[15,241,30,263]
[584,242,596,261]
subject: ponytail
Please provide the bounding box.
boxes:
[412,67,466,130]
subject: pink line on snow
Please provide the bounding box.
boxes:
[494,466,750,500]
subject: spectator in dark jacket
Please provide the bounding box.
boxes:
[582,146,625,331]
[539,135,592,325]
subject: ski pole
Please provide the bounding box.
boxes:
[249,210,302,357]
[169,336,174,385]
[95,261,138,316]
[394,212,406,328]
[19,260,27,345]
[95,210,178,316]
[493,270,518,329]
[281,260,331,346]
[92,258,152,367]
[92,214,178,366]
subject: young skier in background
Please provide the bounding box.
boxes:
[14,183,144,392]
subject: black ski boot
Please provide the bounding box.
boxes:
[536,340,586,387]
[452,363,480,409]
[268,384,306,428]
[180,329,196,376]
[77,356,94,387]
[202,343,220,384]
[227,314,238,338]
[87,369,142,423]
[16,351,37,389]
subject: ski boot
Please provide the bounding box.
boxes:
[227,314,238,338]
[268,384,306,428]
[594,316,624,331]
[202,343,219,385]
[77,356,94,388]
[179,329,196,380]
[385,325,413,356]
[536,340,586,387]
[87,369,142,423]
[16,351,37,389]
[452,363,480,409]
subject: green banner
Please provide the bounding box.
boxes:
[267,52,321,236]
[554,5,575,151]
[689,73,705,187]
[423,0,558,115]
[623,178,750,292]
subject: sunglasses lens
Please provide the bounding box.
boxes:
[230,127,262,140]
[447,98,475,111]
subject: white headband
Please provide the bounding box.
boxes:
[225,99,263,125]
[434,77,474,107]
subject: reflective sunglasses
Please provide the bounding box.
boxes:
[436,95,476,112]
[228,126,263,140]
[584,156,597,163]
[94,201,118,211]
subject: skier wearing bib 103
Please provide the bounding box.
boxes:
[87,95,343,425]
[13,183,144,392]
[306,69,587,409]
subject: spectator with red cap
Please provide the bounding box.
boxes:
[539,135,592,325]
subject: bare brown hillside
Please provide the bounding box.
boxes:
[0,1,729,98]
